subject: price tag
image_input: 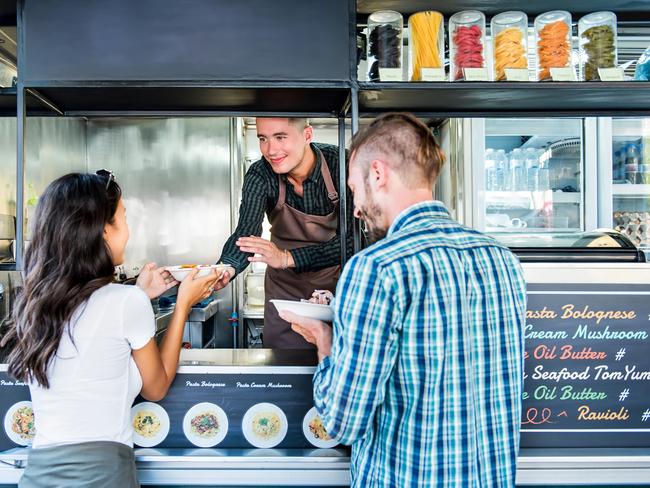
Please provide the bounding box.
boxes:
[550,67,577,82]
[379,68,403,82]
[420,68,446,82]
[598,67,625,82]
[463,67,489,81]
[505,68,530,82]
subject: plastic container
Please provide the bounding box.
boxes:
[509,148,526,191]
[409,11,445,81]
[491,11,529,81]
[367,10,404,82]
[534,11,572,81]
[494,149,508,191]
[449,10,486,81]
[579,12,617,81]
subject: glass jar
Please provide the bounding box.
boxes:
[534,11,572,81]
[367,10,404,82]
[408,10,445,81]
[579,11,617,81]
[491,11,528,82]
[449,10,486,81]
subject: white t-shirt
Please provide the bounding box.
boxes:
[29,283,155,448]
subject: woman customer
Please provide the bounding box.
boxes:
[0,171,220,487]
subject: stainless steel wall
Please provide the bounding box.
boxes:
[86,118,232,275]
[86,118,235,346]
[0,116,87,244]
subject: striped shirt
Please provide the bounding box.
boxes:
[314,201,527,487]
[219,142,354,275]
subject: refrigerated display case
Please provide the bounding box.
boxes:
[457,118,598,246]
[598,118,650,251]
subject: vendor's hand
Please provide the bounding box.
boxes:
[308,290,334,305]
[136,262,179,299]
[213,266,236,292]
[176,268,220,311]
[236,236,294,269]
[279,310,332,361]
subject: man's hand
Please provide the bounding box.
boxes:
[212,266,236,292]
[136,262,178,299]
[236,236,294,269]
[279,310,332,361]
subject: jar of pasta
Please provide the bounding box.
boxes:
[367,10,404,82]
[491,11,529,82]
[579,11,617,81]
[534,11,572,81]
[449,10,486,81]
[408,11,445,81]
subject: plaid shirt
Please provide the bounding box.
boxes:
[219,142,353,275]
[314,201,526,487]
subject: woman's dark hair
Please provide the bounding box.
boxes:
[0,172,122,388]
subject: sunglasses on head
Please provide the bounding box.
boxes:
[95,169,115,190]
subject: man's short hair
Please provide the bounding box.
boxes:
[288,118,310,129]
[349,113,445,188]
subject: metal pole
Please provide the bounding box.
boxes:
[350,86,363,253]
[338,115,348,266]
[15,0,25,271]
[15,84,25,271]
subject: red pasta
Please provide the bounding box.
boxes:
[453,25,484,79]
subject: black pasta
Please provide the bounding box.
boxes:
[368,23,401,74]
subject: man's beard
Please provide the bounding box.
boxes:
[358,189,387,244]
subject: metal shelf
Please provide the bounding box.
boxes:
[486,191,581,206]
[20,81,352,117]
[357,0,650,21]
[357,82,650,117]
[613,184,650,197]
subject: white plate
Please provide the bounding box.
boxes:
[271,299,334,322]
[165,264,229,282]
[242,403,288,448]
[302,407,338,448]
[183,402,229,448]
[131,402,170,448]
[3,401,35,446]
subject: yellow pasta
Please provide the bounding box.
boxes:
[494,27,528,81]
[410,11,444,81]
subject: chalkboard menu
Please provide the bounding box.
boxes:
[521,283,650,448]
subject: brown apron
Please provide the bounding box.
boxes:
[263,149,341,349]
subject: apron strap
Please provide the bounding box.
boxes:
[316,147,339,206]
[275,175,287,211]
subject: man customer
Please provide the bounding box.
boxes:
[283,113,527,487]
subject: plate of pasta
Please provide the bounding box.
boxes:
[302,407,338,448]
[4,401,36,446]
[242,403,287,448]
[165,264,229,282]
[183,402,229,448]
[131,402,170,447]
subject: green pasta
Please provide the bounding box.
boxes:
[582,24,616,81]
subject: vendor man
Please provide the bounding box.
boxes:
[213,118,353,348]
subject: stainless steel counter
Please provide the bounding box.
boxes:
[2,447,650,486]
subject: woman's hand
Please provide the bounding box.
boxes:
[176,268,220,311]
[136,262,178,299]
